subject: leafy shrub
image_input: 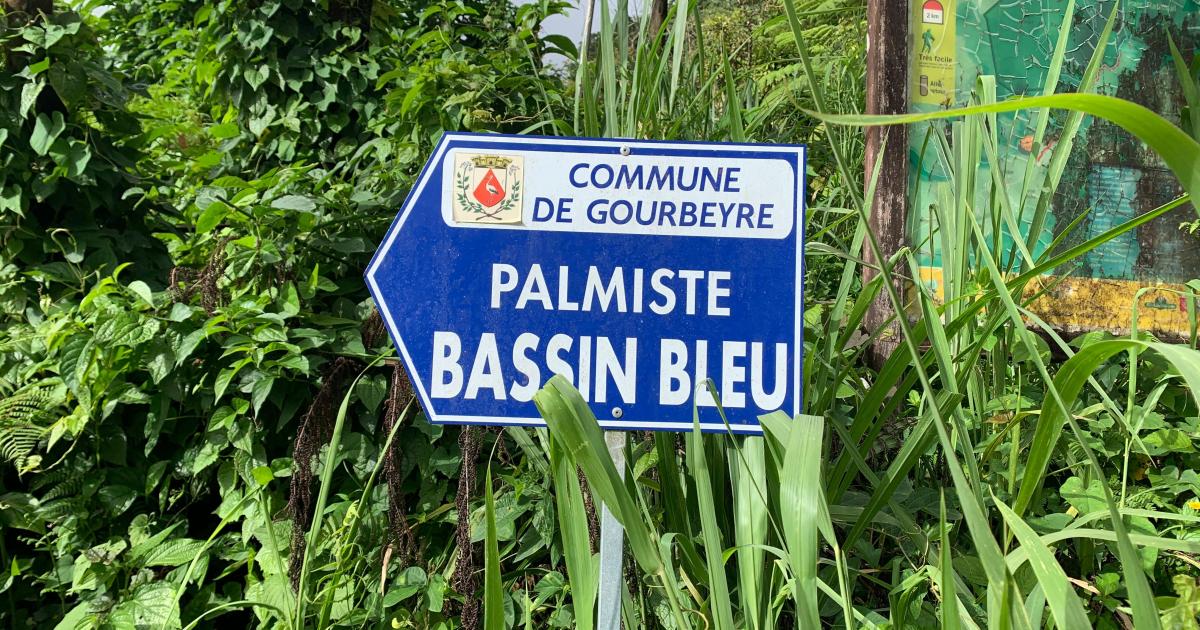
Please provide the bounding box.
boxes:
[0,1,568,627]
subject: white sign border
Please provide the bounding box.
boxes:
[365,132,807,435]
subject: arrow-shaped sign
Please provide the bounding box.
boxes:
[366,132,806,434]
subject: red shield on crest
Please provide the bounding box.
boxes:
[473,169,506,207]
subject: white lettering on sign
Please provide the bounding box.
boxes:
[442,150,796,239]
[435,259,788,410]
[489,263,732,316]
[430,332,643,405]
[430,329,789,410]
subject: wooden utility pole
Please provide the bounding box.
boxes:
[863,0,910,366]
[649,0,669,37]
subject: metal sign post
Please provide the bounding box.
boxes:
[597,431,626,630]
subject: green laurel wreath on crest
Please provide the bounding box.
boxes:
[455,162,486,214]
[455,161,522,220]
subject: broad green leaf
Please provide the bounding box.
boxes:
[247,573,293,623]
[214,361,247,402]
[0,185,21,215]
[271,195,316,212]
[19,81,43,119]
[147,349,174,384]
[139,538,207,568]
[107,582,179,629]
[29,112,65,156]
[127,280,155,308]
[426,573,447,614]
[382,566,427,606]
[251,376,274,415]
[52,601,92,630]
[251,466,274,487]
[174,329,206,365]
[57,141,90,178]
[95,314,159,347]
[244,64,268,90]
[196,200,229,233]
[209,122,240,139]
[280,282,300,318]
[355,374,386,413]
[1060,476,1106,515]
[167,303,195,322]
[1143,429,1195,455]
[189,431,224,475]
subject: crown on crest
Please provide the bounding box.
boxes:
[471,155,513,169]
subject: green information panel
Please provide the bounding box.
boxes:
[909,0,1199,337]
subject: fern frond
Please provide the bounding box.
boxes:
[0,382,65,472]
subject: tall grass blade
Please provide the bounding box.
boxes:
[963,209,1164,630]
[294,363,378,625]
[1018,1,1116,268]
[720,48,744,142]
[1015,340,1200,513]
[534,377,656,572]
[597,0,618,137]
[574,0,596,134]
[813,93,1200,209]
[850,148,1034,629]
[762,411,823,628]
[938,493,962,630]
[653,432,704,579]
[687,404,734,629]
[548,431,597,630]
[780,0,861,206]
[483,466,504,630]
[323,399,414,626]
[667,0,690,110]
[733,437,768,630]
[533,376,690,622]
[994,496,1091,630]
[1169,34,1200,139]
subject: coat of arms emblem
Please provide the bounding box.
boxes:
[452,153,524,224]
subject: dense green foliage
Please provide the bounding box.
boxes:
[1,1,568,627]
[2,0,1200,629]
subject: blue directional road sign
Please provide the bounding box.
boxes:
[366,133,805,434]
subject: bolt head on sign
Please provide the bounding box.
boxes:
[365,133,806,434]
